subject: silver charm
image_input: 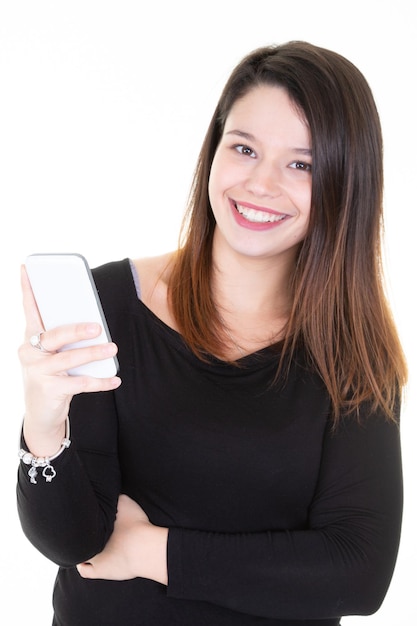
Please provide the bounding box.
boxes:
[42,464,57,482]
[28,466,38,484]
[19,416,71,485]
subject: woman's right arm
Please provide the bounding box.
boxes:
[17,265,122,566]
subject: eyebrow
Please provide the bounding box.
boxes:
[225,129,256,141]
[225,129,312,156]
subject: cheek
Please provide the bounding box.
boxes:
[292,181,312,215]
[297,200,312,240]
[208,150,238,201]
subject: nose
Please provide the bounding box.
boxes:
[244,160,282,198]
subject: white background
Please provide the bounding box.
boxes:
[1,1,415,623]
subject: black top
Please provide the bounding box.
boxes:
[17,259,403,626]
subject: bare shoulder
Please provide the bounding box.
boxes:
[133,252,174,285]
[131,252,178,330]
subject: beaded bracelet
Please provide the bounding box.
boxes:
[18,418,71,484]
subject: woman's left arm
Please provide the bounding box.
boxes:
[166,408,403,620]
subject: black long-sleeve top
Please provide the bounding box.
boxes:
[17,259,403,625]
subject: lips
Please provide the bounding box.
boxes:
[235,202,287,223]
[231,200,289,230]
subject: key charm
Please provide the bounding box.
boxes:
[42,464,57,482]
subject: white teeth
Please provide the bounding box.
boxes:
[235,203,286,223]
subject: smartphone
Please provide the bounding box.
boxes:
[25,253,119,377]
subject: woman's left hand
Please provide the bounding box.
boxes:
[77,494,168,585]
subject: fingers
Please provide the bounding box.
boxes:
[20,263,120,382]
[21,341,121,450]
[20,335,121,390]
[20,323,114,366]
[19,320,121,435]
[27,322,104,354]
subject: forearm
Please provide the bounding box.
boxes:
[17,442,119,566]
[167,517,400,620]
[17,390,122,566]
[166,412,403,620]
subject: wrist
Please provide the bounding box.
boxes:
[153,526,169,586]
[23,415,67,457]
[19,417,71,484]
[139,524,168,586]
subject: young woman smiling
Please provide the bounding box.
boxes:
[17,41,407,625]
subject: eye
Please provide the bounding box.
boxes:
[289,160,312,172]
[234,144,257,158]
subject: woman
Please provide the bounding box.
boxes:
[17,41,407,625]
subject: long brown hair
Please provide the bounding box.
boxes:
[168,41,407,420]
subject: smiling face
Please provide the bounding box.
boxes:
[208,85,312,267]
